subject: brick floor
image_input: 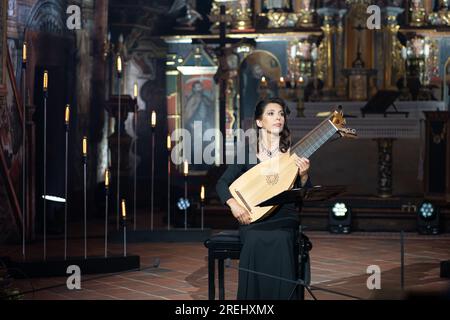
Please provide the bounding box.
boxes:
[1,231,449,300]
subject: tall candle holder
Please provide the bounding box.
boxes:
[200,185,205,230]
[121,199,127,257]
[43,70,48,261]
[82,136,88,259]
[133,83,138,231]
[116,55,122,231]
[104,169,110,258]
[21,41,27,260]
[150,111,156,230]
[64,105,70,260]
[167,134,172,231]
[183,160,188,230]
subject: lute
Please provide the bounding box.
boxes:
[229,108,356,223]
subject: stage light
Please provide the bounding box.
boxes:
[41,195,66,203]
[329,202,351,234]
[177,198,190,211]
[417,201,439,235]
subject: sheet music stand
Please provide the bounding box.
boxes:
[257,185,346,300]
[360,90,408,118]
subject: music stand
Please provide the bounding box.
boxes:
[360,90,408,118]
[256,185,346,300]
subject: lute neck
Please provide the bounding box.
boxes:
[289,116,338,158]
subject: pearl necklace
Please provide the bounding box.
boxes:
[260,140,279,157]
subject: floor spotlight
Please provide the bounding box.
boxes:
[417,201,439,235]
[329,202,351,234]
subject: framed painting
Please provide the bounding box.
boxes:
[0,45,24,228]
[177,66,219,174]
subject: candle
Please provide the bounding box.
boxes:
[133,83,138,99]
[151,110,156,128]
[121,199,126,218]
[65,105,70,124]
[105,169,110,188]
[82,136,87,156]
[23,42,27,63]
[43,70,48,91]
[261,76,267,86]
[183,160,188,176]
[167,134,171,150]
[117,55,122,73]
[200,185,205,201]
[278,76,285,88]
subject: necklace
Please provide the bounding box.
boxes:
[260,140,279,157]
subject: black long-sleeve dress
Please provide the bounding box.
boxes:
[216,151,312,300]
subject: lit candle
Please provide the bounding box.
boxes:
[167,134,171,150]
[23,42,27,64]
[183,160,188,176]
[261,76,267,86]
[43,70,48,92]
[278,76,285,88]
[151,110,156,128]
[297,76,304,86]
[117,55,122,74]
[200,185,205,201]
[121,199,126,218]
[105,169,110,188]
[133,83,138,99]
[82,136,87,156]
[65,104,70,125]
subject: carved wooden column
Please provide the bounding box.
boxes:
[376,138,395,198]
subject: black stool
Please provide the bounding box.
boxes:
[204,228,312,300]
[204,230,242,300]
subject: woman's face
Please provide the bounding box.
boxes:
[256,102,285,134]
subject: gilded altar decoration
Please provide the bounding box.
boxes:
[208,1,233,33]
[428,0,450,25]
[259,0,298,28]
[296,0,316,27]
[409,0,426,27]
[233,0,254,31]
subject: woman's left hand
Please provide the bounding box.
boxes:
[293,154,310,177]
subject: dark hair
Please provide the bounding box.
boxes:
[254,97,291,154]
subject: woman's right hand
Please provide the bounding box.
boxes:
[226,198,252,225]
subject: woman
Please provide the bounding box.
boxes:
[216,97,312,300]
